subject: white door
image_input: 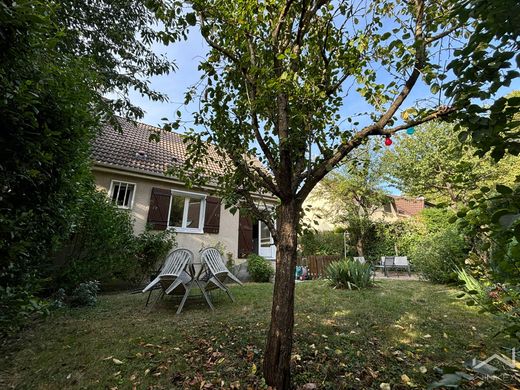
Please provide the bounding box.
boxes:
[258,221,276,259]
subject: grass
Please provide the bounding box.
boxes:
[0,280,515,389]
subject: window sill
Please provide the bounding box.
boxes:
[168,227,205,234]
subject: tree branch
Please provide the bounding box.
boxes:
[379,106,457,135]
[296,0,435,202]
[425,25,461,44]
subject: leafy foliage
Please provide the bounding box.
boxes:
[247,254,274,283]
[458,182,520,283]
[0,0,186,333]
[381,122,520,205]
[445,3,520,159]
[50,189,177,291]
[133,227,177,285]
[410,228,467,284]
[49,188,136,290]
[457,268,520,341]
[68,281,101,307]
[326,260,374,290]
[455,182,520,339]
[299,231,344,256]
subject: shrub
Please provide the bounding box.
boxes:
[326,259,374,289]
[133,228,176,284]
[410,228,467,283]
[50,189,136,290]
[68,281,100,307]
[247,254,274,282]
[52,280,100,308]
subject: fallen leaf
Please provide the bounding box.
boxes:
[423,334,432,338]
[380,383,391,390]
[251,363,257,374]
[144,368,150,376]
[102,356,114,361]
[401,374,410,384]
[112,358,123,365]
[419,366,427,374]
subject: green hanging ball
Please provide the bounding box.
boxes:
[407,127,415,135]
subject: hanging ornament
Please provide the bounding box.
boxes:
[384,135,392,146]
[406,127,415,135]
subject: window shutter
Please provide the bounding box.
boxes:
[203,196,221,234]
[146,187,171,230]
[238,211,253,258]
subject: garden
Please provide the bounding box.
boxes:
[1,0,519,389]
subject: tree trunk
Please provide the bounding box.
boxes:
[263,201,299,389]
[356,237,364,257]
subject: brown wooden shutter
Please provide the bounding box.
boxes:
[238,211,253,258]
[203,196,221,234]
[146,187,171,230]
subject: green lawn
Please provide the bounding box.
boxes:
[0,280,515,389]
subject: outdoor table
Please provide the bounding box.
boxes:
[183,261,215,311]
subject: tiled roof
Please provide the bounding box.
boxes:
[391,196,427,216]
[91,117,227,177]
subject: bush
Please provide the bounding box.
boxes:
[410,228,467,283]
[133,228,176,284]
[300,231,344,256]
[50,189,136,290]
[247,254,274,282]
[326,259,374,289]
[52,280,100,308]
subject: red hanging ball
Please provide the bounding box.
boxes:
[384,136,392,146]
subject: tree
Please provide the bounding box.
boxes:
[313,146,387,255]
[380,121,520,205]
[0,0,186,333]
[175,1,519,387]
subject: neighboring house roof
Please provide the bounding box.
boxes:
[91,116,227,177]
[390,195,429,216]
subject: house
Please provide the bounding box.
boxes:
[91,117,277,261]
[374,195,431,222]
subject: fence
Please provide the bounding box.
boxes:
[297,255,342,279]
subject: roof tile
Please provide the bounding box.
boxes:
[91,117,226,177]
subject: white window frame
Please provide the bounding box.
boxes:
[167,189,207,234]
[109,180,136,210]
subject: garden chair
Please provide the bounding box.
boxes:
[393,256,411,277]
[382,256,395,277]
[198,247,243,303]
[142,248,194,314]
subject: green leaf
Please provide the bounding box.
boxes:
[496,184,512,194]
[491,209,511,223]
[458,131,468,142]
[186,13,197,26]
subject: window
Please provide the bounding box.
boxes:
[110,180,136,209]
[167,190,206,233]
